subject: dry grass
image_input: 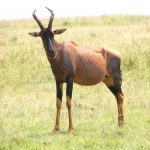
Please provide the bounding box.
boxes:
[0,16,150,149]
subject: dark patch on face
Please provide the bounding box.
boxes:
[41,29,55,57]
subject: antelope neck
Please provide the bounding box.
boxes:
[47,40,63,61]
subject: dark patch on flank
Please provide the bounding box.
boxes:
[107,57,120,73]
[108,86,121,95]
[63,51,74,77]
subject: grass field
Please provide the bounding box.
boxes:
[0,16,150,149]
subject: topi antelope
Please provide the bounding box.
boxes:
[29,7,125,133]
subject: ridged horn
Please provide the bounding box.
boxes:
[45,7,54,29]
[32,9,44,30]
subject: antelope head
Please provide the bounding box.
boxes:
[29,7,67,58]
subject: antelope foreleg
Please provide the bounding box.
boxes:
[52,81,63,133]
[66,76,73,133]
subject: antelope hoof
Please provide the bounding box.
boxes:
[67,127,73,134]
[118,117,125,127]
[52,127,59,133]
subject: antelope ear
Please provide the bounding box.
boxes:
[53,28,67,34]
[28,32,40,37]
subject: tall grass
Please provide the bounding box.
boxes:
[0,16,150,149]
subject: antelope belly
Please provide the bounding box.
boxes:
[73,55,107,86]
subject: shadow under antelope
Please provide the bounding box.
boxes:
[29,7,125,133]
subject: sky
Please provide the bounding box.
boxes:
[0,0,150,20]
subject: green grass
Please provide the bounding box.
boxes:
[0,16,150,149]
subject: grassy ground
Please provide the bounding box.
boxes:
[0,16,150,149]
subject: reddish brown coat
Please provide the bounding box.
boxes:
[29,8,125,133]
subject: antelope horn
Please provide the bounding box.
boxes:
[32,9,44,30]
[45,7,54,29]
